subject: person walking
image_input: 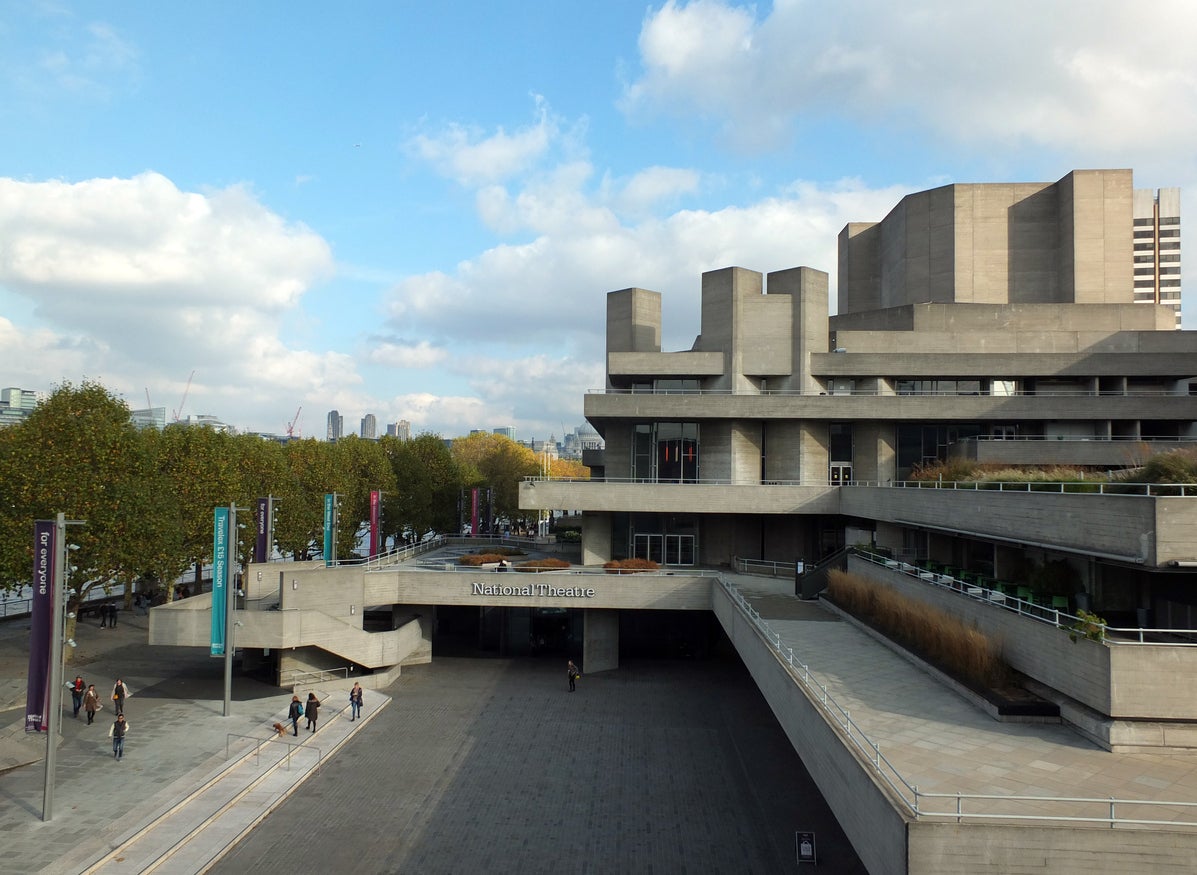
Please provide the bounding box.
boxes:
[287,695,304,736]
[109,602,118,627]
[349,683,363,721]
[83,684,100,725]
[99,603,108,628]
[305,692,320,732]
[69,676,86,719]
[108,714,129,759]
[112,679,130,716]
[567,660,580,692]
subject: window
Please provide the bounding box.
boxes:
[631,422,699,483]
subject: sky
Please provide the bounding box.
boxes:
[3,1,1197,441]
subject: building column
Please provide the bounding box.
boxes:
[583,608,619,673]
[582,513,612,566]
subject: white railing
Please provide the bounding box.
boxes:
[851,551,1197,646]
[590,387,1189,398]
[718,577,1197,828]
[524,475,1197,497]
[733,557,798,578]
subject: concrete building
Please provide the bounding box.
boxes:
[130,406,167,430]
[326,409,343,442]
[361,413,377,439]
[386,419,411,441]
[1133,187,1182,325]
[0,387,40,429]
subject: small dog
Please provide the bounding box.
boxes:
[272,722,287,738]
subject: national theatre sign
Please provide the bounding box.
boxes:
[472,581,596,599]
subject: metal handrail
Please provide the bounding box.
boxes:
[717,576,1197,828]
[851,551,1197,646]
[523,474,1197,496]
[284,667,349,687]
[589,387,1189,398]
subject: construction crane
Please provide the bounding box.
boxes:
[286,406,302,438]
[172,370,195,422]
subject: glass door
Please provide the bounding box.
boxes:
[633,533,664,564]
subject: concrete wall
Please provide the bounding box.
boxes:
[908,822,1197,874]
[522,480,842,515]
[847,556,1197,722]
[712,583,911,874]
[582,512,613,565]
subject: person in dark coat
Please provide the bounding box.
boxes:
[109,714,129,759]
[287,695,303,736]
[305,692,320,732]
[83,684,100,724]
[349,683,363,720]
[567,660,580,692]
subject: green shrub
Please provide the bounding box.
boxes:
[1140,448,1197,484]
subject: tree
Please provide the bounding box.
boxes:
[382,434,461,543]
[151,423,244,592]
[0,382,153,659]
[451,433,540,526]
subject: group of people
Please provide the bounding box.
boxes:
[69,675,132,759]
[285,682,366,736]
[97,603,118,628]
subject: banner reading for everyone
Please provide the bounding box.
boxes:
[323,493,334,566]
[369,490,380,557]
[253,496,269,564]
[25,520,55,733]
[211,507,229,656]
[470,487,480,536]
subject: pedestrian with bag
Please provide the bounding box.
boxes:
[349,682,364,721]
[567,660,580,692]
[83,684,101,725]
[108,714,129,759]
[112,678,131,716]
[287,695,304,736]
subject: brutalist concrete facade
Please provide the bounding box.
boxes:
[526,170,1197,634]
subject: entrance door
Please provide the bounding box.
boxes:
[829,463,853,485]
[664,534,696,566]
[633,533,664,564]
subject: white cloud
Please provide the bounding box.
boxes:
[368,340,449,369]
[406,95,560,187]
[622,0,1197,159]
[0,172,356,432]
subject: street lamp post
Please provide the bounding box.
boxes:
[42,512,83,822]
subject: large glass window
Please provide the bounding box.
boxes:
[631,422,700,482]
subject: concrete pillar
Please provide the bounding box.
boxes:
[583,609,619,673]
[582,513,612,566]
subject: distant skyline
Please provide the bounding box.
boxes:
[2,2,1196,437]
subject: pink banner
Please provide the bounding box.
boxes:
[369,490,380,557]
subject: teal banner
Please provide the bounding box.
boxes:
[211,507,229,656]
[323,493,334,566]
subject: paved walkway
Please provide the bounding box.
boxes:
[725,574,1197,826]
[4,570,1196,873]
[0,610,384,875]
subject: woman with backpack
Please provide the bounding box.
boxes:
[287,695,304,736]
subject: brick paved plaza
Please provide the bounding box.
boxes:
[210,655,867,874]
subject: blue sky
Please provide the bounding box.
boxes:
[2,1,1196,440]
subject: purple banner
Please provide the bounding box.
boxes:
[369,491,380,557]
[26,521,55,732]
[254,497,269,564]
